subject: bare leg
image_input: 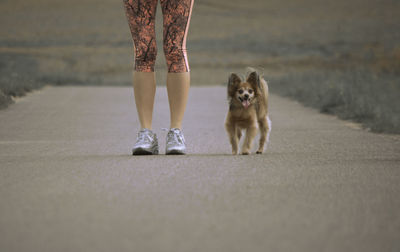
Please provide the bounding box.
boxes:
[166,72,190,129]
[133,71,156,129]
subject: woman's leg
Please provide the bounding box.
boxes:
[123,0,158,130]
[132,71,156,129]
[166,72,190,129]
[161,0,194,129]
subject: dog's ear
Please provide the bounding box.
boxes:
[228,73,241,98]
[246,71,260,90]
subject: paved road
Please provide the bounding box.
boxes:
[0,86,399,252]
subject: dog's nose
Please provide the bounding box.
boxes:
[244,94,249,99]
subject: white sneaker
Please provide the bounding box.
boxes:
[165,128,186,155]
[132,128,159,155]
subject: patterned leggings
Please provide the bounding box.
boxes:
[123,0,194,73]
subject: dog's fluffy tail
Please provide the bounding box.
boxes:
[266,114,272,145]
[259,77,269,111]
[246,67,271,145]
[246,67,269,113]
[245,66,267,92]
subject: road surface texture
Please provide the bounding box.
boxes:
[0,86,399,252]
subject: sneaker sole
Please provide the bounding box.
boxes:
[165,149,186,155]
[132,148,159,155]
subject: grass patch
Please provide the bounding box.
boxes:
[0,53,44,108]
[268,68,400,134]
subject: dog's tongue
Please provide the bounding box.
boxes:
[242,100,250,108]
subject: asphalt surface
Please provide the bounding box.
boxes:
[0,86,399,252]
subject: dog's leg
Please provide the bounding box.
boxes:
[257,115,271,153]
[256,116,267,154]
[236,128,242,141]
[225,123,239,155]
[241,125,257,155]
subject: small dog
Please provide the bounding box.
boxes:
[225,68,271,155]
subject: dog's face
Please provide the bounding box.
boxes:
[228,72,259,109]
[235,83,255,109]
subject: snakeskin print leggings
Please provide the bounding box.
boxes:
[123,0,194,73]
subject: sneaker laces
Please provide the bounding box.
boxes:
[166,128,185,145]
[136,129,153,144]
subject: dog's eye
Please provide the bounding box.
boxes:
[248,89,253,94]
[238,89,244,94]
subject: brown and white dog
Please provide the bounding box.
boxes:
[225,69,271,155]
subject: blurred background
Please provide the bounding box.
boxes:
[0,0,399,133]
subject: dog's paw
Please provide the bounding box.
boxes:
[256,151,262,154]
[241,151,250,155]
